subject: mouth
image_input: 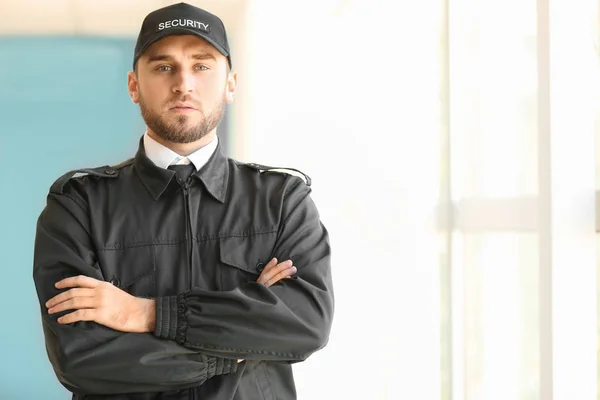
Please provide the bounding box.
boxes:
[169,105,198,113]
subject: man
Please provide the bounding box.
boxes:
[32,3,334,399]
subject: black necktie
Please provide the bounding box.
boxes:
[168,164,196,182]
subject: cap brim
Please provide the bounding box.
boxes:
[134,27,229,65]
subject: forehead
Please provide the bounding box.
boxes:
[144,34,220,59]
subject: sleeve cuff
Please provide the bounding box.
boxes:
[154,296,239,378]
[154,296,179,341]
[206,357,239,380]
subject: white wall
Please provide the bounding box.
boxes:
[240,1,443,398]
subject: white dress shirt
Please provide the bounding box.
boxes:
[143,132,218,171]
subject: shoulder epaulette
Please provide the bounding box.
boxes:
[50,165,121,195]
[244,162,311,187]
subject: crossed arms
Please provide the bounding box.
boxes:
[33,179,334,395]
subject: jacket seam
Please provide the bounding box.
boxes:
[255,364,268,400]
[196,229,278,242]
[98,240,187,251]
[281,178,310,227]
[185,343,304,360]
[260,363,275,400]
[98,229,279,251]
[39,194,94,254]
[61,193,88,216]
[272,177,307,254]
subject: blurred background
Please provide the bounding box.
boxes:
[1,0,600,399]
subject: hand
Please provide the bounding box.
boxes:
[256,258,296,287]
[46,275,154,333]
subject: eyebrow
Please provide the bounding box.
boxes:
[146,53,217,63]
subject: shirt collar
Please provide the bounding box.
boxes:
[134,135,229,203]
[143,131,219,171]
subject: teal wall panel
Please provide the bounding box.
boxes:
[0,36,142,399]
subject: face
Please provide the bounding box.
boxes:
[128,35,236,144]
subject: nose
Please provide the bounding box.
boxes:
[173,70,195,95]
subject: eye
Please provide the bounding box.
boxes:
[195,65,209,71]
[157,65,172,72]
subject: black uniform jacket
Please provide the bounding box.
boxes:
[32,138,334,400]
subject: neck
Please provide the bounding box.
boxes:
[147,129,216,156]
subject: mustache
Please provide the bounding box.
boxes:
[166,94,201,109]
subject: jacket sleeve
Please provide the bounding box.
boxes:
[154,177,335,362]
[33,190,238,396]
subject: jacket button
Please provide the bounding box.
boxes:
[256,263,265,272]
[105,168,116,175]
[110,277,120,287]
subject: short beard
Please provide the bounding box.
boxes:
[139,96,226,144]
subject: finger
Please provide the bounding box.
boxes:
[257,260,292,284]
[259,260,293,284]
[264,266,296,287]
[256,258,279,283]
[259,257,278,274]
[46,288,95,309]
[48,296,98,315]
[57,309,95,324]
[55,275,101,290]
[265,266,297,287]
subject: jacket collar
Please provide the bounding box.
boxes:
[134,136,229,203]
[143,132,219,171]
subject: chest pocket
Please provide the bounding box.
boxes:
[218,233,277,292]
[99,245,156,298]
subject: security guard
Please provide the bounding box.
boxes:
[32,3,334,399]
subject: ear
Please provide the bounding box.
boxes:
[224,71,238,104]
[128,71,140,104]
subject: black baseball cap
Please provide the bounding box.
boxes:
[133,2,231,70]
